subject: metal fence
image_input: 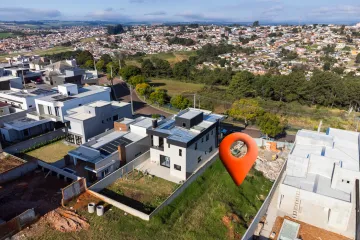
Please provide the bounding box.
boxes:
[0,209,36,240]
[61,178,87,205]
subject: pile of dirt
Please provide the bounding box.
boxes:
[44,208,89,232]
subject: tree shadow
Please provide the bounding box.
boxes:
[149,82,166,87]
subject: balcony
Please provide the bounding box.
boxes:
[151,145,164,151]
[26,111,61,122]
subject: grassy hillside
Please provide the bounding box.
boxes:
[32,160,272,240]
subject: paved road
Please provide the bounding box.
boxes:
[108,79,296,142]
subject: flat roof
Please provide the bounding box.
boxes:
[87,100,110,108]
[4,117,51,130]
[0,76,20,82]
[178,109,202,119]
[0,88,54,98]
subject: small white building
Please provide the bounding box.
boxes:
[29,84,111,123]
[278,128,359,238]
[146,108,224,182]
[0,88,54,110]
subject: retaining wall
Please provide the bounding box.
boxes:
[0,208,36,240]
[241,159,287,240]
[62,178,87,205]
[89,151,150,192]
[0,160,38,184]
[4,128,66,154]
[38,160,80,181]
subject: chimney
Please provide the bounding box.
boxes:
[152,119,158,128]
[118,145,126,166]
[114,121,128,131]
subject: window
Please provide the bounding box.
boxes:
[211,130,213,135]
[102,120,105,124]
[174,164,181,171]
[198,156,202,163]
[29,105,32,108]
[179,149,182,156]
[168,143,170,148]
[23,129,29,137]
[55,107,59,116]
[195,142,198,150]
[347,180,350,184]
[79,104,82,106]
[102,168,110,178]
[113,115,119,121]
[209,146,213,153]
[151,135,154,146]
[47,106,52,115]
[206,134,209,141]
[182,122,186,127]
[202,137,204,142]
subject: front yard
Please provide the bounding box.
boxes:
[25,140,76,163]
[100,171,179,213]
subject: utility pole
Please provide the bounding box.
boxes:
[193,94,196,108]
[22,69,26,89]
[130,85,134,115]
[317,120,322,133]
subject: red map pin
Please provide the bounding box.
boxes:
[219,133,258,186]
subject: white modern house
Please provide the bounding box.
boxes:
[67,117,153,182]
[277,128,359,238]
[145,108,224,182]
[64,100,132,145]
[28,83,111,123]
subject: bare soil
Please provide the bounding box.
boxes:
[0,154,25,174]
[0,170,69,221]
[44,208,89,232]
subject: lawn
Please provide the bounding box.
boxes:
[0,32,13,39]
[149,78,205,96]
[0,46,73,62]
[100,171,179,213]
[25,140,76,163]
[144,51,197,66]
[29,159,273,240]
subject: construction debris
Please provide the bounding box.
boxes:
[255,148,287,181]
[44,208,89,232]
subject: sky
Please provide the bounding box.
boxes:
[0,0,359,24]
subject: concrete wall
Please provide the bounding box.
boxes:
[125,136,150,163]
[0,160,38,184]
[38,160,80,181]
[89,151,150,192]
[4,128,65,154]
[241,159,287,240]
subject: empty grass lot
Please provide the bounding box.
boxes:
[101,171,179,213]
[30,159,273,240]
[149,78,205,96]
[26,140,76,163]
[0,32,13,39]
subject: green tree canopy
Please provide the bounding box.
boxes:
[256,113,285,138]
[228,99,263,127]
[84,59,94,69]
[128,75,146,86]
[95,60,106,72]
[141,59,155,77]
[136,83,152,97]
[149,89,168,105]
[120,65,142,80]
[228,71,256,98]
[170,95,191,109]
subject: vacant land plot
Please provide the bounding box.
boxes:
[0,32,13,39]
[25,140,76,163]
[24,160,273,240]
[149,78,204,96]
[101,171,179,213]
[144,51,196,66]
[0,170,68,221]
[0,46,72,62]
[0,153,25,173]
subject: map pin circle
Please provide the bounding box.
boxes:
[219,132,258,186]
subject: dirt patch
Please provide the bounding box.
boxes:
[271,216,351,240]
[0,154,25,174]
[222,213,243,240]
[45,208,89,232]
[0,170,69,221]
[72,191,102,210]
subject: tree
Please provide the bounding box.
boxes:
[173,60,191,80]
[100,54,112,66]
[95,60,106,72]
[84,60,94,69]
[256,113,285,138]
[128,75,146,86]
[135,83,152,97]
[170,95,191,109]
[76,50,93,67]
[107,24,125,35]
[149,89,168,105]
[356,53,360,64]
[323,62,331,71]
[152,58,172,77]
[106,62,119,75]
[120,65,142,80]
[252,21,260,27]
[228,71,256,98]
[141,59,155,77]
[228,99,263,127]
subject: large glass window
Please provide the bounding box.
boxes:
[160,155,170,168]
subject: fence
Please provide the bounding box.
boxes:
[89,151,150,192]
[0,160,38,184]
[253,138,294,150]
[149,151,219,218]
[62,178,87,205]
[241,159,288,240]
[0,209,36,240]
[4,128,66,154]
[89,150,219,221]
